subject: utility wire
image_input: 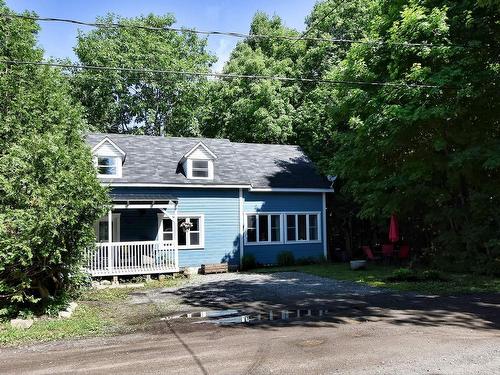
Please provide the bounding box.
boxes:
[0,13,463,49]
[1,59,442,88]
[296,1,341,43]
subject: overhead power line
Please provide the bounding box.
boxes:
[0,13,463,49]
[296,2,341,43]
[1,59,442,88]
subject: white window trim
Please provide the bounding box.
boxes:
[244,211,321,246]
[94,155,122,178]
[285,212,321,244]
[157,213,205,250]
[182,141,217,160]
[91,137,126,157]
[94,213,121,242]
[187,159,214,180]
[244,212,284,246]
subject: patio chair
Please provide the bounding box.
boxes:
[362,245,381,262]
[382,244,395,264]
[398,244,410,263]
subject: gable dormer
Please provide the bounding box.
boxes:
[92,137,126,178]
[180,142,217,180]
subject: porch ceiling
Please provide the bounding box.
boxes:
[110,192,178,209]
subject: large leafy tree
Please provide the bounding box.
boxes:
[72,14,216,136]
[203,13,305,143]
[0,2,108,316]
[302,0,500,272]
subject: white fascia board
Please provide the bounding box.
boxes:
[182,141,217,160]
[105,183,332,191]
[106,182,251,189]
[92,137,127,157]
[249,187,334,193]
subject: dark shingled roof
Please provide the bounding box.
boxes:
[86,133,330,189]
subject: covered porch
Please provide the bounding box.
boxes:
[85,193,180,277]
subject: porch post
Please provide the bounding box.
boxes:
[174,203,179,270]
[108,209,113,272]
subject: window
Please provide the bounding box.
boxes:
[246,214,282,244]
[298,215,307,240]
[247,215,257,242]
[162,218,173,241]
[285,213,320,243]
[309,215,318,241]
[98,221,109,242]
[287,215,296,241]
[191,160,209,178]
[271,215,281,242]
[245,212,321,245]
[258,215,269,242]
[96,156,121,177]
[94,214,120,242]
[159,215,204,249]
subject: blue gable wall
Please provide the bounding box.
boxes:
[110,188,326,268]
[243,192,325,264]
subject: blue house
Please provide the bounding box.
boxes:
[85,133,332,276]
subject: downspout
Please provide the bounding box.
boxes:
[322,193,328,260]
[239,188,244,269]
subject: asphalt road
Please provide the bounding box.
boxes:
[1,272,499,374]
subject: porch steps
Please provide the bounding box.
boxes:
[201,263,228,275]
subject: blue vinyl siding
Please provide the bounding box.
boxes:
[111,187,240,267]
[243,192,322,212]
[243,192,325,265]
[109,188,326,268]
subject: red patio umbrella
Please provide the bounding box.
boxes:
[388,213,399,243]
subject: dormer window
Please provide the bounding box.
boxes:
[191,160,209,178]
[180,141,217,181]
[91,137,126,179]
[97,156,118,176]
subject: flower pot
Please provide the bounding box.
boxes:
[350,260,367,270]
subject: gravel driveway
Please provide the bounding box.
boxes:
[1,271,499,375]
[129,271,386,314]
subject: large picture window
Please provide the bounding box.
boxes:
[285,213,320,243]
[245,212,320,245]
[246,214,282,244]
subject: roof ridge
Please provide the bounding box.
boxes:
[229,141,301,147]
[86,132,231,142]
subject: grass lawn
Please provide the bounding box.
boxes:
[252,263,500,295]
[0,277,186,347]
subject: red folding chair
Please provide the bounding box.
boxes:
[398,244,410,262]
[382,244,394,263]
[382,244,394,257]
[362,245,380,262]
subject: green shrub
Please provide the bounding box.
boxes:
[296,256,320,266]
[386,268,420,282]
[277,251,295,266]
[242,254,257,270]
[421,270,447,282]
[386,268,447,283]
[0,4,109,318]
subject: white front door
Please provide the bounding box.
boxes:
[95,214,121,242]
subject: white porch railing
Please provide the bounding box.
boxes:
[85,240,178,276]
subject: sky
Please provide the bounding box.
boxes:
[6,0,318,72]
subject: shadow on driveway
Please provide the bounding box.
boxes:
[153,272,500,332]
